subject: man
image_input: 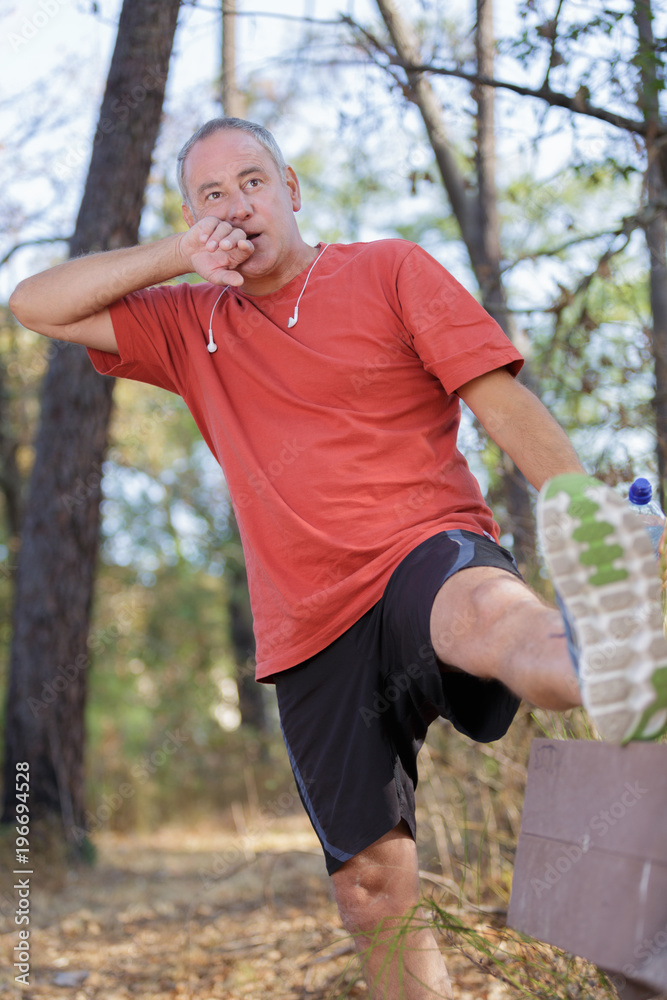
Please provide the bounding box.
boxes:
[10,117,667,999]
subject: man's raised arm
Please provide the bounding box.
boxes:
[8,219,254,354]
[457,367,585,491]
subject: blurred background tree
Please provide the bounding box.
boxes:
[1,0,181,849]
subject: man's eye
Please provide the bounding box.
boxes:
[246,178,261,188]
[206,191,221,201]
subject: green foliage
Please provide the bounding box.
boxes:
[146,176,190,241]
[293,139,408,244]
[495,154,655,488]
[507,0,635,102]
[85,375,243,825]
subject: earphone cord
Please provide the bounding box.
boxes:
[205,243,329,353]
[287,243,329,329]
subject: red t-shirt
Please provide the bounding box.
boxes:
[88,239,523,678]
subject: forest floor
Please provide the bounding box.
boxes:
[0,808,594,1000]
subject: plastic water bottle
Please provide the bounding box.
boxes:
[628,477,665,554]
[629,478,667,632]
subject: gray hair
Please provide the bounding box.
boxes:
[176,117,287,205]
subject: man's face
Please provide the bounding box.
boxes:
[181,130,304,294]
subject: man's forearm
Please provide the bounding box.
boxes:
[458,369,585,491]
[490,390,585,491]
[9,233,188,333]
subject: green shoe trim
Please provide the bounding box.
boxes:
[547,475,629,587]
[543,473,600,502]
[625,665,667,741]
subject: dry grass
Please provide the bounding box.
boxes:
[413,705,619,1000]
[0,705,625,999]
[0,812,599,1000]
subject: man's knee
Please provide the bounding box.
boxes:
[430,567,537,669]
[333,869,389,934]
[467,573,535,630]
[331,823,420,934]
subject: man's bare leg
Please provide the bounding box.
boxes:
[430,565,581,708]
[332,822,453,1000]
[330,568,580,999]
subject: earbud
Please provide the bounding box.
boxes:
[205,286,229,353]
[287,307,299,329]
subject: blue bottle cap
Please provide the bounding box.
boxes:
[628,477,653,505]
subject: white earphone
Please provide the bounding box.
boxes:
[207,287,229,352]
[204,244,329,351]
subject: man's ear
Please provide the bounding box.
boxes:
[285,166,301,212]
[182,202,195,227]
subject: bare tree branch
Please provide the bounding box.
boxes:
[1,236,72,269]
[182,3,343,26]
[369,2,474,244]
[392,61,661,138]
[502,201,667,272]
[503,230,623,272]
[339,10,660,137]
[542,0,567,91]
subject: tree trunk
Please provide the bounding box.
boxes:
[0,345,23,546]
[634,0,667,506]
[222,1,246,118]
[1,0,181,847]
[375,0,537,573]
[473,0,506,327]
[228,553,267,733]
[473,0,536,571]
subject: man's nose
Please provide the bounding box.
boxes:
[228,190,252,223]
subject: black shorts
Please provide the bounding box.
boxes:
[274,529,523,875]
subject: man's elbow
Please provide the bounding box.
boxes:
[9,280,27,322]
[9,280,55,338]
[10,280,35,330]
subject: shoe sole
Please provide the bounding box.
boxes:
[538,473,667,743]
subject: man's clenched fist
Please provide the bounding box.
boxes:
[178,217,254,286]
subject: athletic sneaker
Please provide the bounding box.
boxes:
[537,473,667,743]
